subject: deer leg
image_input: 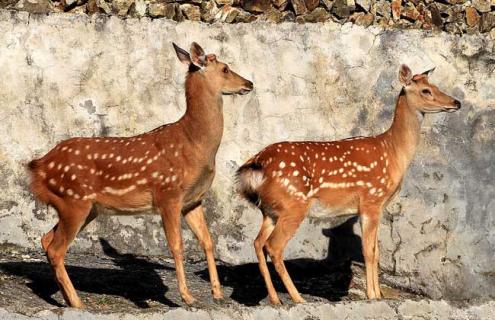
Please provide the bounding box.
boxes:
[265,210,307,304]
[46,200,92,308]
[372,232,382,299]
[158,199,195,305]
[254,215,278,304]
[42,209,97,253]
[360,209,381,300]
[41,224,57,253]
[184,205,223,300]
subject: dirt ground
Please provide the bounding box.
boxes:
[0,242,420,316]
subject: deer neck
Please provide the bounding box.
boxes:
[383,90,423,173]
[179,72,224,159]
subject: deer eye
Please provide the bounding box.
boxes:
[422,89,432,96]
[223,67,229,74]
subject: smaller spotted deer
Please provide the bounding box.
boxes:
[236,65,461,304]
[28,42,253,308]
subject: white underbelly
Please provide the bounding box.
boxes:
[307,200,357,218]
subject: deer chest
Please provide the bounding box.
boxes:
[183,164,216,209]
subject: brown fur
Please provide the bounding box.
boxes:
[28,42,253,308]
[236,64,460,304]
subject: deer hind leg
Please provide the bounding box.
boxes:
[156,194,195,305]
[254,214,278,304]
[42,209,97,253]
[359,205,382,300]
[45,199,92,308]
[265,205,308,304]
[184,205,223,299]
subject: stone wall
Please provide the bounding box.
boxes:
[3,0,495,36]
[0,10,494,301]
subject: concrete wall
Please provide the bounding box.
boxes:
[0,10,494,300]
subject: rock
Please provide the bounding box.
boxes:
[490,28,495,40]
[445,21,464,34]
[86,0,98,13]
[465,6,481,28]
[15,0,54,13]
[391,0,401,21]
[305,0,319,11]
[321,0,333,11]
[128,0,146,17]
[259,7,284,22]
[428,4,443,28]
[350,12,374,27]
[180,4,201,21]
[235,8,257,22]
[214,4,239,22]
[95,0,112,14]
[355,0,371,12]
[302,7,331,22]
[272,0,288,10]
[480,12,495,33]
[282,10,295,21]
[200,0,219,22]
[0,0,18,9]
[291,0,308,15]
[331,0,355,19]
[373,0,391,20]
[148,2,182,20]
[472,0,491,13]
[112,0,134,16]
[241,0,270,13]
[61,0,78,11]
[402,3,420,21]
[215,0,234,5]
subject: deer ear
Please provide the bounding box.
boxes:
[173,43,191,66]
[399,64,413,86]
[190,42,206,67]
[422,67,436,77]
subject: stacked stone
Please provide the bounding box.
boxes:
[5,0,495,36]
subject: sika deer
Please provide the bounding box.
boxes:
[28,42,253,308]
[236,65,460,304]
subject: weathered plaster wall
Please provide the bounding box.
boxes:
[0,10,493,300]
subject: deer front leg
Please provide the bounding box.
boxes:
[184,205,223,300]
[360,207,382,300]
[157,195,195,305]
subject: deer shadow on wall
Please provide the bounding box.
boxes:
[197,216,364,306]
[0,238,178,308]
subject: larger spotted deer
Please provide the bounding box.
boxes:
[28,42,253,308]
[236,65,460,304]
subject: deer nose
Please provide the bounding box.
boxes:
[246,80,254,90]
[454,99,461,109]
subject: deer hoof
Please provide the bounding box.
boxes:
[182,294,197,305]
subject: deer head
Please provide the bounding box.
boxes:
[399,64,461,114]
[173,42,253,95]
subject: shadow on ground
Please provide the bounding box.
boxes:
[0,239,178,308]
[0,216,364,309]
[198,216,364,306]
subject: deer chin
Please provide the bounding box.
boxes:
[444,106,460,113]
[222,88,252,95]
[238,88,253,95]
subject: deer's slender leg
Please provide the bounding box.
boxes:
[254,215,278,304]
[265,206,308,304]
[360,206,381,300]
[45,199,92,308]
[156,193,195,305]
[372,230,382,299]
[42,210,97,253]
[184,205,223,299]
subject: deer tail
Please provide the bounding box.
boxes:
[235,160,265,207]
